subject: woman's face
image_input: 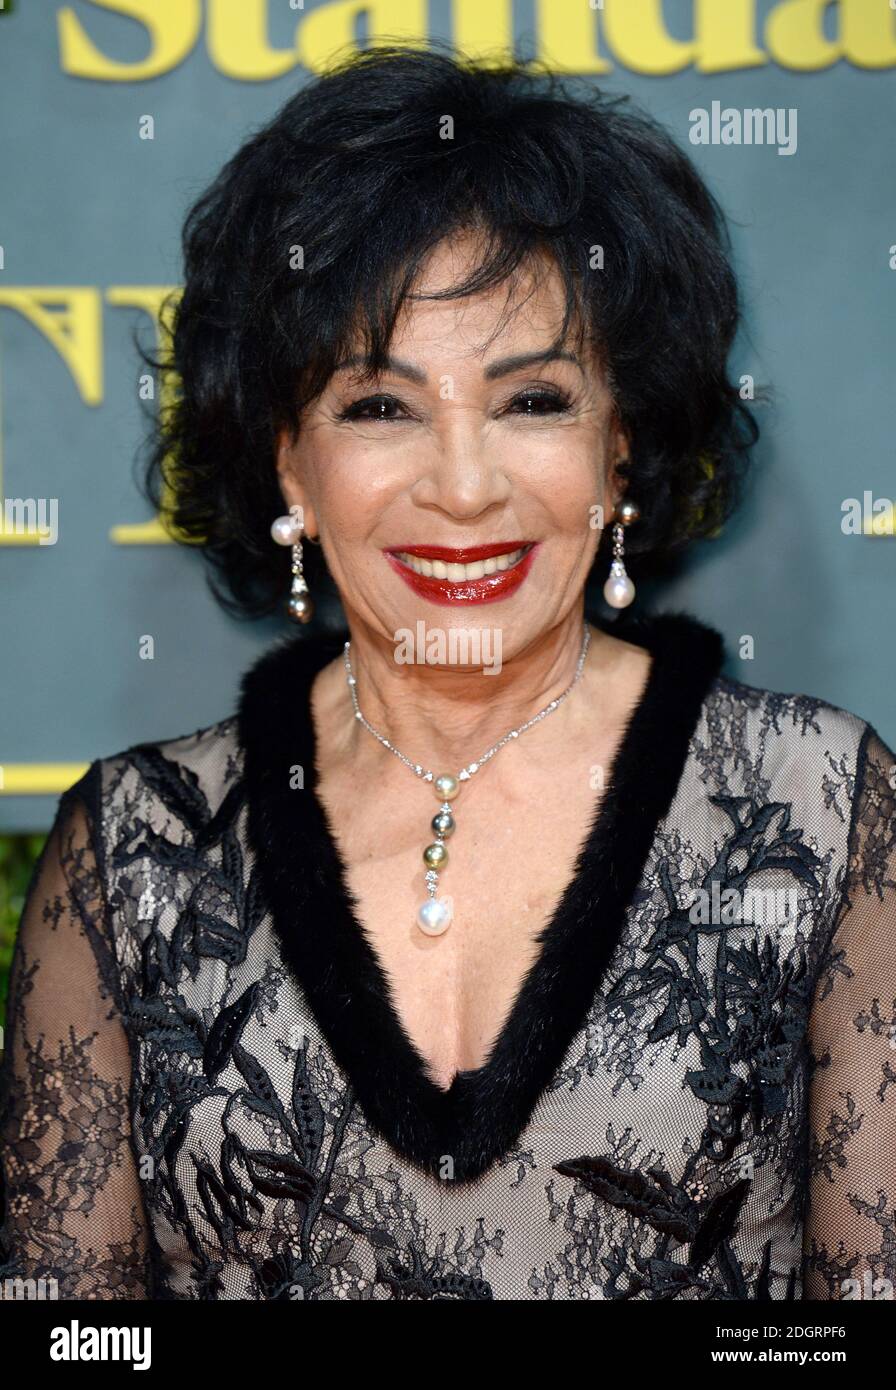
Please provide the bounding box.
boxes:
[278,233,627,656]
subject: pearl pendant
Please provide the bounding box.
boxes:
[423,842,448,870]
[415,777,460,935]
[417,897,453,936]
[434,773,459,800]
[603,565,635,609]
[287,575,314,624]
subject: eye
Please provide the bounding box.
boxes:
[337,394,409,422]
[504,388,573,417]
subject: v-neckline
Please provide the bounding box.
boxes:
[238,610,725,1182]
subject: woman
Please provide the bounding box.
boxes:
[1,47,893,1303]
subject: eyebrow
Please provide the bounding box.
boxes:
[333,348,583,384]
[485,349,583,380]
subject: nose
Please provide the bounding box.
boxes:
[410,411,512,521]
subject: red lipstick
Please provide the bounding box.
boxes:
[384,542,538,606]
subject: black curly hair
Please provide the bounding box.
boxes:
[144,43,758,618]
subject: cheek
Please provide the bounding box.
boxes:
[509,434,607,532]
[305,440,404,543]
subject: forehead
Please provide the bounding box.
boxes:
[369,232,587,363]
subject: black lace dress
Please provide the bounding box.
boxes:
[1,613,894,1301]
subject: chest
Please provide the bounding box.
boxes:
[318,749,609,1087]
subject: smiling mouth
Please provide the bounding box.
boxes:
[384,541,538,605]
[390,542,533,580]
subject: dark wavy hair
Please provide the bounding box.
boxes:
[144,44,758,618]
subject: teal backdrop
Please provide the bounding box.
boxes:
[1,0,894,834]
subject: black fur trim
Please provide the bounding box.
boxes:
[237,611,725,1183]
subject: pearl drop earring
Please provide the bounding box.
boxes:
[270,513,314,624]
[603,497,640,610]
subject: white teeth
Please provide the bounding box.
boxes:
[395,547,527,580]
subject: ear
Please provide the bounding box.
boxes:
[603,418,632,524]
[275,427,320,539]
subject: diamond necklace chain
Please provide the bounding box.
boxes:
[342,622,592,935]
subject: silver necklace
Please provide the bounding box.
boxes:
[343,623,592,936]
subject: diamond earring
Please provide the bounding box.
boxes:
[270,512,314,624]
[603,498,640,609]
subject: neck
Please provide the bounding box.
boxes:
[330,607,600,774]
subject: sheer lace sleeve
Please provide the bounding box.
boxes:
[804,728,896,1300]
[0,774,150,1298]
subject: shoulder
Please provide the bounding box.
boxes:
[706,669,878,755]
[70,717,245,845]
[41,718,255,992]
[698,668,892,820]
